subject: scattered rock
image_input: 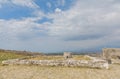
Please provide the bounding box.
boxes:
[2,59,109,69]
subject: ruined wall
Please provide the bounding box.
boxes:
[2,59,109,69]
[102,48,120,59]
[63,52,72,59]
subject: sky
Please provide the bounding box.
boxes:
[0,0,120,53]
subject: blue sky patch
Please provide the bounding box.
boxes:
[34,0,74,13]
[36,17,53,24]
[0,4,34,20]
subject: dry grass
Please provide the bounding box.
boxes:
[29,55,64,60]
[0,52,26,64]
[28,55,91,60]
[0,53,119,79]
[0,64,120,79]
[72,55,91,60]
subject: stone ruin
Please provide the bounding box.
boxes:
[2,58,109,69]
[102,48,120,59]
[102,48,120,64]
[1,51,113,69]
[63,52,72,59]
[2,53,109,69]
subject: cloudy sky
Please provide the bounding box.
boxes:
[0,0,120,53]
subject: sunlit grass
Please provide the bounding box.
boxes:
[0,52,27,64]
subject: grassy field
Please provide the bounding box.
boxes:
[0,52,91,62]
[0,51,27,64]
[0,64,120,79]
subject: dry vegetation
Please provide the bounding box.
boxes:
[0,50,120,79]
[28,55,64,60]
[28,55,91,60]
[0,64,120,79]
[0,52,26,64]
[73,55,91,60]
[0,49,42,64]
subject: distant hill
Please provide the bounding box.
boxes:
[0,49,44,56]
[0,49,43,63]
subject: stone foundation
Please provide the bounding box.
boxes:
[2,59,109,69]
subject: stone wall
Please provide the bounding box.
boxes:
[2,59,109,69]
[102,48,120,59]
[63,52,72,59]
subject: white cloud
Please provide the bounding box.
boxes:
[48,0,120,39]
[0,0,39,9]
[0,0,10,8]
[11,0,39,9]
[55,8,62,13]
[46,2,51,8]
[0,0,9,4]
[61,0,65,6]
[43,0,120,50]
[57,0,65,6]
[1,0,120,52]
[0,17,46,41]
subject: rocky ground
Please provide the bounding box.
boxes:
[0,64,120,79]
[2,55,109,69]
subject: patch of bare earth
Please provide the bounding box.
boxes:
[0,64,120,79]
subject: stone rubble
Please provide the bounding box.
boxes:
[2,59,109,69]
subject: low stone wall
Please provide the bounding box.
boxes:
[111,59,120,64]
[2,59,109,69]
